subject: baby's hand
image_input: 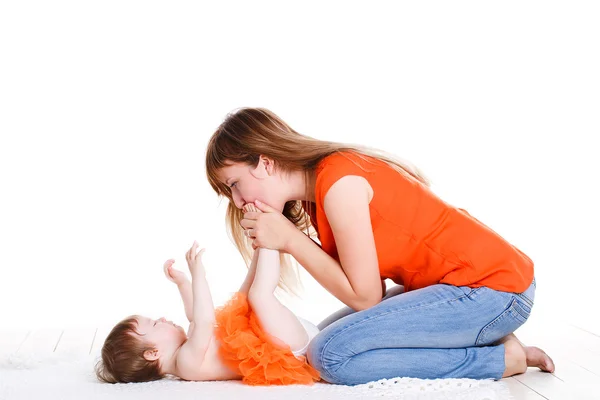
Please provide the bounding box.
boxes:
[186,241,206,275]
[163,259,189,285]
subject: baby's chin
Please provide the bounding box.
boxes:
[176,326,187,339]
[165,326,187,344]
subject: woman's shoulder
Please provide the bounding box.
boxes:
[319,150,375,164]
[316,150,382,175]
[316,152,363,190]
[314,151,386,205]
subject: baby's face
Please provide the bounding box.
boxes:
[135,316,187,349]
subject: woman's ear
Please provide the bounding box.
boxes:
[261,155,276,175]
[251,155,275,178]
[143,349,160,361]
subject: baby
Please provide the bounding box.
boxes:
[95,204,320,385]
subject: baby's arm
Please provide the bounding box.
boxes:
[175,243,216,376]
[177,282,194,323]
[164,259,193,322]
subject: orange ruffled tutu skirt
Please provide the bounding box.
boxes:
[214,292,321,386]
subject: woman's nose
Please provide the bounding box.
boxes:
[232,191,244,209]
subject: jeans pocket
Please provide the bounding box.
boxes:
[475,298,531,346]
[516,279,536,309]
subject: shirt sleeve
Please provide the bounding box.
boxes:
[315,152,373,208]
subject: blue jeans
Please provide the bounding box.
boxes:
[307,278,536,385]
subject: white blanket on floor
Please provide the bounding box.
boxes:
[0,352,511,400]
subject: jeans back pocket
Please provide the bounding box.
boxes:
[475,297,531,346]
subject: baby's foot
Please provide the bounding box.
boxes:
[243,203,262,214]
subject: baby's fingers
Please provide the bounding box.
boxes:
[186,241,197,263]
[164,264,174,281]
[194,247,206,261]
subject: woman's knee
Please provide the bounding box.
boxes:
[306,333,325,370]
[307,332,345,384]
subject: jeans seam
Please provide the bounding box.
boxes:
[475,299,513,345]
[475,297,528,345]
[516,293,533,308]
[511,299,531,320]
[317,287,474,372]
[515,278,535,308]
[465,287,484,299]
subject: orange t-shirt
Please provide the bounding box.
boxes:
[303,151,534,293]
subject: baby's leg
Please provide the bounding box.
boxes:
[247,242,308,352]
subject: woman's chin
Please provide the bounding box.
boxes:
[273,202,286,212]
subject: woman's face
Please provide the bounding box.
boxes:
[217,157,286,211]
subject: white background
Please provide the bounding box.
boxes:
[1,1,598,334]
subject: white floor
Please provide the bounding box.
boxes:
[1,310,598,400]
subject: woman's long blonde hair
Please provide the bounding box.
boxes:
[205,107,430,297]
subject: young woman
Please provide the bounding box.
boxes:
[205,107,555,385]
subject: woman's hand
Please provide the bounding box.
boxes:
[241,200,297,251]
[242,204,259,250]
[163,259,189,286]
[186,241,206,276]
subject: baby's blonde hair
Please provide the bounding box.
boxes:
[94,315,164,383]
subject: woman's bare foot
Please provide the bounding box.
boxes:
[499,333,555,377]
[501,335,527,377]
[524,345,555,373]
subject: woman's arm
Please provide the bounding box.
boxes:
[287,230,381,311]
[245,176,382,311]
[286,176,383,311]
